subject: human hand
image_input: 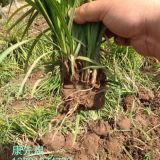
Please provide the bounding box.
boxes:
[74,0,160,60]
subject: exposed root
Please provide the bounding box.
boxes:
[91,69,97,85]
[60,59,107,113]
[59,84,106,113]
[50,103,79,143]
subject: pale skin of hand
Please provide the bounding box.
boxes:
[74,0,160,60]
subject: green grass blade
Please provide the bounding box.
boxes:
[18,51,51,98]
[21,11,39,40]
[30,28,50,52]
[34,0,55,34]
[0,39,32,64]
[25,0,38,9]
[24,28,50,72]
[8,7,35,31]
[76,56,101,65]
[7,4,30,23]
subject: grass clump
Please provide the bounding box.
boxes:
[2,0,107,112]
[0,106,57,145]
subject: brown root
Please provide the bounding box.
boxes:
[59,59,107,113]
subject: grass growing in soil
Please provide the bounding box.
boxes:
[0,1,160,160]
[4,0,109,113]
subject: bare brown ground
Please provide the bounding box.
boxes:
[38,88,160,160]
[1,88,160,160]
[0,70,49,115]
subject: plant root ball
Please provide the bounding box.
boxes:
[59,84,106,113]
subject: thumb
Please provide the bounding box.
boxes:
[74,1,107,24]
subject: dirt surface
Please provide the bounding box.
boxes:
[1,89,160,159]
[40,88,160,160]
[0,70,48,114]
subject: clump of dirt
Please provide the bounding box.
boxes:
[59,60,107,113]
[116,116,131,130]
[88,120,111,136]
[135,114,148,127]
[78,133,100,158]
[151,91,160,110]
[122,95,140,112]
[64,133,75,150]
[60,84,106,113]
[41,132,65,151]
[0,146,12,160]
[138,87,154,102]
[0,144,23,160]
[103,136,124,159]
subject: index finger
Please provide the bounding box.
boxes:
[74,1,108,24]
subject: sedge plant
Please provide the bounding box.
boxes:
[5,0,107,112]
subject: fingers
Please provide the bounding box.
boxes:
[74,1,107,24]
[74,1,131,47]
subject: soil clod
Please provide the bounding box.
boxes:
[138,87,154,102]
[122,95,140,112]
[88,120,111,136]
[117,116,131,130]
[104,137,123,156]
[60,84,106,113]
[42,132,65,151]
